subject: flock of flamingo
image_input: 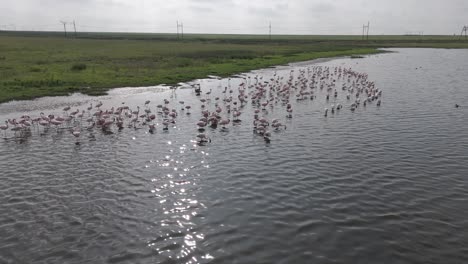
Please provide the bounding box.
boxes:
[0,66,382,145]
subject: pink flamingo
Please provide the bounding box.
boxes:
[197,120,207,131]
[102,118,114,131]
[70,109,79,116]
[50,119,63,131]
[233,111,241,122]
[261,100,269,110]
[219,118,230,129]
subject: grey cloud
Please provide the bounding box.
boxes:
[189,5,215,13]
[247,6,280,17]
[1,0,467,34]
[309,2,335,13]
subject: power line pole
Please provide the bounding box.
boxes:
[362,24,365,40]
[269,21,271,40]
[73,20,77,37]
[176,20,179,39]
[362,21,370,40]
[176,21,183,39]
[366,21,370,40]
[461,26,468,40]
[60,21,67,37]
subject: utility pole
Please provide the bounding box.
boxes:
[73,20,77,37]
[366,21,370,40]
[362,24,365,40]
[60,21,67,37]
[176,20,179,39]
[269,21,271,40]
[461,26,468,40]
[176,21,183,39]
[362,21,370,40]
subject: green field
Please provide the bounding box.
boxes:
[1,31,467,103]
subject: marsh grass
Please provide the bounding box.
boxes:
[0,31,467,103]
[71,63,87,71]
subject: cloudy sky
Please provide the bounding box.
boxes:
[1,0,467,35]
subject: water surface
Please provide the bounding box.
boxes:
[1,48,468,264]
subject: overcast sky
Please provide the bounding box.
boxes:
[1,0,467,35]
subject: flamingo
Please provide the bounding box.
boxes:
[63,106,71,115]
[233,111,241,122]
[0,121,8,138]
[197,120,207,130]
[149,124,156,133]
[11,125,22,137]
[185,105,191,115]
[219,119,230,129]
[50,119,63,131]
[70,128,81,145]
[70,109,79,116]
[196,133,211,144]
[87,122,95,131]
[116,118,124,130]
[102,118,114,131]
[162,119,170,130]
[263,130,271,143]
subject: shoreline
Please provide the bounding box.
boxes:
[0,46,382,104]
[0,51,376,114]
[1,32,467,104]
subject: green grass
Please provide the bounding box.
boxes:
[1,31,468,103]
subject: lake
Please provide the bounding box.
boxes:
[1,48,468,264]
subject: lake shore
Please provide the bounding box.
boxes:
[1,32,467,103]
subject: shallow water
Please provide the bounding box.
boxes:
[1,48,468,264]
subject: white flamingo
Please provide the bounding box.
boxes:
[0,121,8,138]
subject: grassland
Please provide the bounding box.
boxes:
[1,31,467,103]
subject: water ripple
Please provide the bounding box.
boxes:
[1,48,468,263]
